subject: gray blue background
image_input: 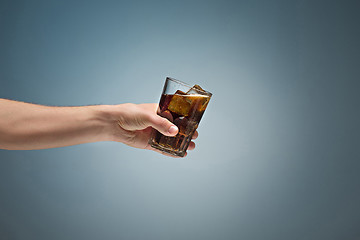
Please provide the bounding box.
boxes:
[1,0,360,239]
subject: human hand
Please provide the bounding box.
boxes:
[109,103,198,157]
[0,100,197,152]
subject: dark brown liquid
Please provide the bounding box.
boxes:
[150,92,210,157]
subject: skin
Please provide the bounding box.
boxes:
[0,99,198,157]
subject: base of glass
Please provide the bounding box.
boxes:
[149,141,186,157]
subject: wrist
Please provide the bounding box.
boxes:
[90,104,122,142]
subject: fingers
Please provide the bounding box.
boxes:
[147,114,178,137]
[192,130,198,140]
[187,141,196,150]
[140,104,199,138]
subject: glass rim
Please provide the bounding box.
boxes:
[166,77,212,96]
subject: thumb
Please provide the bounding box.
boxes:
[146,114,178,136]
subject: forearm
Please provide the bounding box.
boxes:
[0,99,113,150]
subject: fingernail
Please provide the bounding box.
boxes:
[169,125,178,135]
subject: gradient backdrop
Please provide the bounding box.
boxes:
[1,0,360,239]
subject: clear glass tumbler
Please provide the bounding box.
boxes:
[149,77,212,157]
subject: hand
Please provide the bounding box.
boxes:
[0,99,198,154]
[110,103,198,157]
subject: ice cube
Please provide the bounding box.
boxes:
[175,90,186,95]
[186,84,206,95]
[159,110,174,122]
[174,116,189,134]
[168,94,191,116]
[198,96,210,112]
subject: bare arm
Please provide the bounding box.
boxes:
[0,99,196,155]
[0,99,108,150]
